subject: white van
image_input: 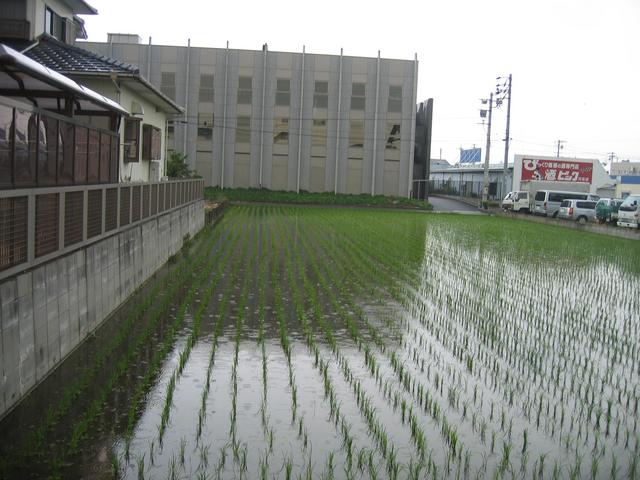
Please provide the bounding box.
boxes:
[533,190,600,217]
[502,191,530,212]
[617,195,640,229]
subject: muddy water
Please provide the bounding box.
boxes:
[1,207,639,480]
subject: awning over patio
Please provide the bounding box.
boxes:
[0,43,128,117]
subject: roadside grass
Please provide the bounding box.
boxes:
[205,187,432,210]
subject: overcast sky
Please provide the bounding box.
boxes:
[81,0,640,168]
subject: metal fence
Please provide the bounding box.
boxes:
[411,179,507,202]
[0,178,204,281]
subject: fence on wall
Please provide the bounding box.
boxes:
[0,178,204,282]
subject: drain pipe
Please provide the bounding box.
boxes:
[221,41,229,188]
[182,38,191,157]
[371,50,380,196]
[334,48,343,194]
[296,46,305,193]
[259,43,267,187]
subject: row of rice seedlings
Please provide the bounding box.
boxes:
[331,214,577,476]
[50,220,235,477]
[302,213,596,476]
[228,217,256,473]
[301,213,466,475]
[310,215,493,462]
[282,211,416,479]
[275,210,369,476]
[135,218,242,452]
[193,224,245,449]
[344,217,640,476]
[409,229,640,471]
[154,213,247,451]
[11,220,225,468]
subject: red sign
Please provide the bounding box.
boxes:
[521,158,593,183]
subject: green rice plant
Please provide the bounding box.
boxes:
[136,454,145,480]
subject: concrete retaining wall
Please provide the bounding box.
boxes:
[0,200,204,419]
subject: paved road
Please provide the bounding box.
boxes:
[428,195,482,213]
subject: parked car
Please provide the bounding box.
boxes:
[595,198,623,224]
[533,190,599,217]
[558,199,597,223]
[617,195,640,229]
[501,191,530,212]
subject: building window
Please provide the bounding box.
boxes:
[124,118,140,162]
[142,124,162,160]
[238,76,252,105]
[351,83,365,110]
[385,122,401,162]
[385,123,400,150]
[273,117,289,145]
[349,120,364,150]
[235,116,251,153]
[314,81,328,109]
[197,113,213,139]
[235,116,251,144]
[199,74,214,103]
[45,7,66,42]
[312,119,326,147]
[388,85,402,113]
[275,78,290,106]
[161,72,176,100]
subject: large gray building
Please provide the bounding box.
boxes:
[82,36,419,197]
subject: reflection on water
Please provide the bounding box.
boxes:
[1,208,638,479]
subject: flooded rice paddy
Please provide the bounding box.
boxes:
[1,205,639,479]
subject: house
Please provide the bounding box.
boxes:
[610,161,640,198]
[0,0,184,182]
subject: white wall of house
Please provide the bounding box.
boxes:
[71,77,169,182]
[28,0,74,39]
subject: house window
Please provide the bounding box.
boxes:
[142,124,162,160]
[237,76,252,105]
[45,7,66,43]
[124,118,140,162]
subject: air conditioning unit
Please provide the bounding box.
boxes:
[149,160,161,182]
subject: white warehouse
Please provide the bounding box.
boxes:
[81,36,419,197]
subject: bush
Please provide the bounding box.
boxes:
[166,150,199,178]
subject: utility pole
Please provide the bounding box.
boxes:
[556,140,565,158]
[607,152,617,165]
[498,74,512,199]
[481,92,493,210]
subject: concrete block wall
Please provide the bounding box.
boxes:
[0,200,204,419]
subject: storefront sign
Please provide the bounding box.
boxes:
[521,158,593,183]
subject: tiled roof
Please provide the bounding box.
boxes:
[23,34,139,75]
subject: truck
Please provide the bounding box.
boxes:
[617,195,640,229]
[501,191,530,212]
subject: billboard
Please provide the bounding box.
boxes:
[460,148,481,164]
[521,158,593,183]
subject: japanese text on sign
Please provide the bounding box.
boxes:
[521,158,593,183]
